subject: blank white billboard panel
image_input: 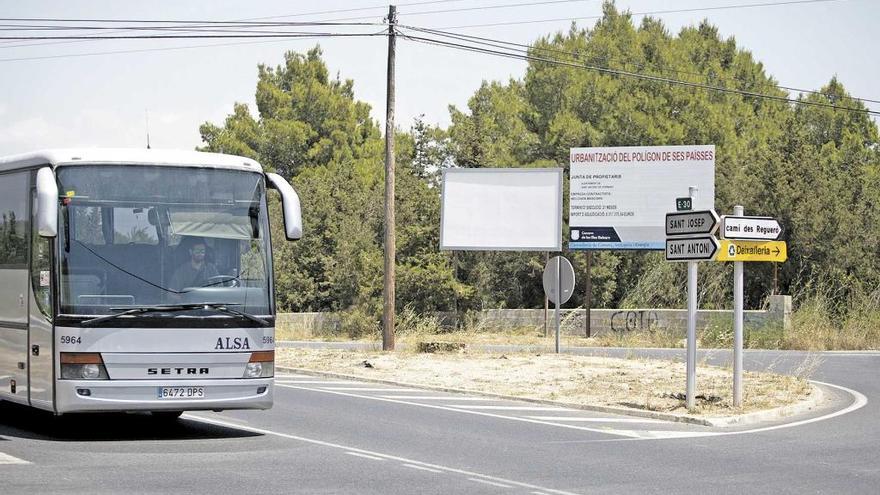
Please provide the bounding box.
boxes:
[440,168,562,251]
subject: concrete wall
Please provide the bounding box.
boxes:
[277,295,791,339]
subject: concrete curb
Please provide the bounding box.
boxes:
[275,365,825,428]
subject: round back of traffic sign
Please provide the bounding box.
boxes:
[542,255,575,305]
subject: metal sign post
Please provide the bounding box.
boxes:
[732,205,744,407]
[665,188,717,411]
[543,256,575,354]
[718,208,787,407]
[686,187,698,411]
[556,256,561,353]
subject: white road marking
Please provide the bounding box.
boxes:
[275,384,645,438]
[595,380,869,440]
[403,463,443,473]
[275,379,868,441]
[448,405,575,411]
[0,452,30,465]
[346,452,384,461]
[323,388,422,392]
[469,478,512,488]
[380,395,498,401]
[526,416,665,424]
[185,414,581,495]
[275,380,357,385]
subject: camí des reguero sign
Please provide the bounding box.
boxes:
[569,145,715,250]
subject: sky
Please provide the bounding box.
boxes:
[0,0,877,156]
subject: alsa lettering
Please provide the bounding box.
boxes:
[215,337,250,350]
[148,368,209,375]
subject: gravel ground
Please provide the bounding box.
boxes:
[276,347,814,416]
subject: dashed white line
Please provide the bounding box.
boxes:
[185,414,581,495]
[346,452,385,461]
[274,384,649,438]
[0,452,30,465]
[526,416,665,424]
[275,380,357,385]
[380,395,498,401]
[469,477,512,488]
[448,405,574,411]
[403,463,443,473]
[323,388,421,392]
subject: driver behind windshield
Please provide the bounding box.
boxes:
[170,240,219,291]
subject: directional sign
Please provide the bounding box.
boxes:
[720,216,783,241]
[716,240,787,262]
[666,236,719,262]
[665,210,719,236]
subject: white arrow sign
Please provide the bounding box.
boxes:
[720,216,783,241]
[665,210,719,236]
[666,236,719,262]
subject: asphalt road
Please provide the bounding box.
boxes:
[0,347,877,494]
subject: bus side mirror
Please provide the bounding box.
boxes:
[265,173,302,241]
[36,167,58,238]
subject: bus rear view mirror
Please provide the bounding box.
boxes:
[36,167,58,237]
[265,172,302,241]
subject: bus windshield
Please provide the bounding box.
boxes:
[57,165,272,318]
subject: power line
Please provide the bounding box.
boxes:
[397,31,880,117]
[0,0,468,49]
[398,0,595,16]
[400,24,880,107]
[0,30,385,41]
[0,34,384,63]
[429,0,849,30]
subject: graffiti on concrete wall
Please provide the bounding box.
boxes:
[610,310,659,332]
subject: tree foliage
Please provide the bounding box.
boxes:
[200,3,880,316]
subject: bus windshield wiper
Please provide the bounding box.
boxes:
[81,303,268,326]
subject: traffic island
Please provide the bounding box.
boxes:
[275,348,820,426]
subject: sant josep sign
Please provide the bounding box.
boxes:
[569,145,715,250]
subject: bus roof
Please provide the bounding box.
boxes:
[0,148,264,173]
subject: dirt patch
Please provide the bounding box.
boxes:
[276,348,814,416]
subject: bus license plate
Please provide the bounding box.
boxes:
[157,387,205,399]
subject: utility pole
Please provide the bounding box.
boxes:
[382,5,397,351]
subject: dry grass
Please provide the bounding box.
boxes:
[784,294,880,350]
[276,348,813,417]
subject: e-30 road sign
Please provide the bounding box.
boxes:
[666,236,719,262]
[716,240,787,262]
[665,210,720,236]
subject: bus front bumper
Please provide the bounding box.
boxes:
[55,378,273,414]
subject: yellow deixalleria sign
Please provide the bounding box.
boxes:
[717,240,787,262]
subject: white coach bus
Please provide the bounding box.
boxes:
[0,149,301,418]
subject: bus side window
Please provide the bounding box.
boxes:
[31,196,53,320]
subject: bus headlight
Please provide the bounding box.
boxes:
[244,351,274,378]
[244,362,262,378]
[60,353,109,380]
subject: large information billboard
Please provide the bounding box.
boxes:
[569,145,715,250]
[440,168,562,251]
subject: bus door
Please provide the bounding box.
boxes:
[29,176,55,410]
[0,171,30,404]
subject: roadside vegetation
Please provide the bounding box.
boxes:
[201,2,880,351]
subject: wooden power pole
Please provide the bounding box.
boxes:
[382,5,397,351]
